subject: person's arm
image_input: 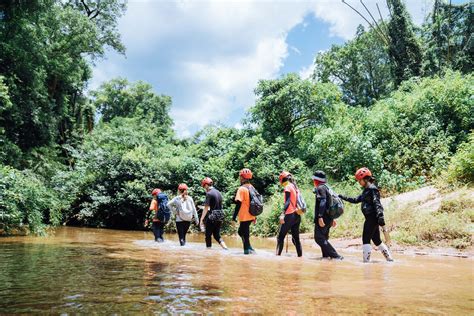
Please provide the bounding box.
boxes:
[190,197,199,225]
[200,205,209,230]
[233,201,241,222]
[371,189,385,226]
[338,193,362,204]
[283,191,291,213]
[316,187,327,227]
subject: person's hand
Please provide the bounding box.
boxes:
[252,218,257,224]
[144,220,149,227]
[378,216,386,227]
[332,220,337,228]
[318,218,325,228]
[200,224,205,232]
[279,215,285,224]
[195,220,199,226]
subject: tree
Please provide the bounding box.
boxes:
[386,0,423,86]
[313,25,394,107]
[91,78,173,134]
[0,0,126,166]
[249,74,341,144]
[422,0,473,76]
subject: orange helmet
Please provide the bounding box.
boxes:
[279,171,291,184]
[201,177,213,187]
[355,167,372,181]
[239,168,253,180]
[178,183,188,191]
[151,188,161,196]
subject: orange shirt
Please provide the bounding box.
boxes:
[283,183,297,214]
[235,184,256,222]
[149,199,159,222]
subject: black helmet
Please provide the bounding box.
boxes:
[312,170,327,182]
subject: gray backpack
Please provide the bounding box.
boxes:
[322,184,344,219]
[247,185,264,216]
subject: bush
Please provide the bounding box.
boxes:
[444,132,474,185]
[0,165,62,235]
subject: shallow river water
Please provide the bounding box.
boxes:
[0,227,472,314]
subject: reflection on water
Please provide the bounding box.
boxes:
[0,227,472,314]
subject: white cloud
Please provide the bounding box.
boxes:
[91,0,435,137]
[299,63,315,80]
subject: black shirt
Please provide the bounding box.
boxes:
[205,187,223,211]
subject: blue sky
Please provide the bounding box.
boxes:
[91,0,468,137]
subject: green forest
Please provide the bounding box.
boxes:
[0,0,472,246]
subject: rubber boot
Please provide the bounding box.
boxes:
[362,244,372,263]
[219,240,228,250]
[378,243,394,262]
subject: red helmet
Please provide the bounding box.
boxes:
[239,168,253,180]
[151,188,161,196]
[178,183,188,191]
[355,167,372,181]
[279,171,291,184]
[201,177,213,187]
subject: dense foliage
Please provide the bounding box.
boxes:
[0,0,472,236]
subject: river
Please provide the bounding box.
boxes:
[0,227,472,314]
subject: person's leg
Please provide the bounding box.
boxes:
[314,224,328,257]
[241,221,251,254]
[362,218,374,262]
[276,218,291,255]
[212,221,227,249]
[290,214,302,257]
[152,222,160,241]
[205,220,213,248]
[158,222,165,241]
[372,224,393,261]
[176,221,185,246]
[182,221,191,244]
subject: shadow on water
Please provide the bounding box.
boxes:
[0,227,472,314]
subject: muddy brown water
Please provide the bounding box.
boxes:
[0,227,472,314]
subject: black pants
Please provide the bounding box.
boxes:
[363,215,382,246]
[238,220,253,251]
[314,221,340,258]
[152,222,165,241]
[205,219,223,247]
[176,221,191,246]
[276,213,302,257]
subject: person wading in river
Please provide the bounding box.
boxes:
[233,168,257,255]
[276,171,302,257]
[167,183,199,246]
[338,168,394,262]
[312,171,344,260]
[145,188,166,242]
[199,177,228,250]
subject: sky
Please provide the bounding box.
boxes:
[91,0,468,138]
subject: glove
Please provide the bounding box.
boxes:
[377,215,386,226]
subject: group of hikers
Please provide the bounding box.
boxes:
[145,167,394,263]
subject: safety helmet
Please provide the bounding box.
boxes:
[279,171,291,184]
[151,188,161,196]
[201,177,213,187]
[355,167,372,181]
[239,168,253,180]
[178,183,188,191]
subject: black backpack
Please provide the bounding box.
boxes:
[247,185,264,216]
[156,193,171,223]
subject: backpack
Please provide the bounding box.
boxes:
[178,197,194,222]
[322,184,344,219]
[156,193,171,223]
[247,185,264,216]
